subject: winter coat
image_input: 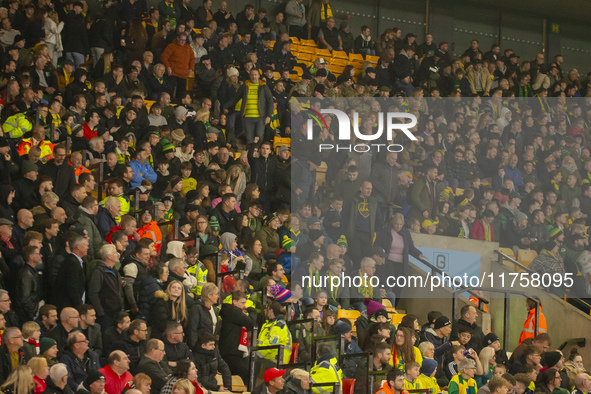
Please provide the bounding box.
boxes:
[87,260,122,319]
[160,41,195,79]
[112,332,145,375]
[193,348,232,391]
[150,291,188,340]
[218,303,257,357]
[187,299,220,349]
[162,337,194,364]
[59,350,100,390]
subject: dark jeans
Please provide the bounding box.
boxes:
[224,354,249,384]
[171,75,187,99]
[289,24,305,39]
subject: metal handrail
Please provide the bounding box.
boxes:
[413,256,489,310]
[451,287,539,351]
[495,250,534,273]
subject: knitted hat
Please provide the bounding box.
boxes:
[544,351,562,368]
[161,194,174,203]
[170,176,182,190]
[162,141,175,153]
[514,212,527,223]
[509,192,522,200]
[282,235,294,250]
[332,320,352,336]
[372,309,390,322]
[21,160,38,175]
[308,230,324,244]
[200,245,218,257]
[227,67,239,77]
[543,240,558,252]
[364,298,385,318]
[434,316,451,330]
[209,216,220,231]
[336,235,348,247]
[270,283,291,303]
[84,370,104,387]
[185,190,200,203]
[175,106,189,121]
[40,337,56,354]
[420,358,438,377]
[171,129,186,142]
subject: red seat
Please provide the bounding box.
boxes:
[289,343,299,364]
[342,379,355,394]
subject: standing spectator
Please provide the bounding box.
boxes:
[285,0,306,39]
[224,69,273,144]
[355,25,375,56]
[52,235,88,310]
[87,244,122,330]
[77,304,103,358]
[62,1,89,68]
[15,245,42,324]
[450,305,486,354]
[195,0,213,29]
[236,5,255,35]
[160,33,195,99]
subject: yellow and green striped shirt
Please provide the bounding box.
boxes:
[245,83,260,117]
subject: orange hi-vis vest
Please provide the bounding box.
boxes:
[17,138,55,159]
[518,306,547,345]
[137,221,162,254]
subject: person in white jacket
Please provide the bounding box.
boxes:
[45,10,64,65]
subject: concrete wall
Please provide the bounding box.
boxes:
[400,233,591,360]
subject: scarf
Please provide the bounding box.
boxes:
[358,269,373,298]
[27,339,40,354]
[0,235,13,249]
[483,220,492,242]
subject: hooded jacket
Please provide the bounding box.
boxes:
[194,347,232,391]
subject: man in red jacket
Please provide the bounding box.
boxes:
[160,32,195,99]
[99,350,133,394]
[471,209,495,242]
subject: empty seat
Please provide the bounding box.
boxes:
[517,249,538,272]
[366,55,380,63]
[332,50,348,59]
[316,48,332,59]
[300,38,315,47]
[349,53,364,63]
[390,313,407,326]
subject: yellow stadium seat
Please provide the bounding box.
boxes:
[144,100,156,111]
[498,247,517,270]
[289,36,300,45]
[274,137,291,153]
[297,52,314,62]
[382,299,393,308]
[273,72,281,80]
[366,55,380,64]
[390,313,406,326]
[299,45,316,55]
[292,66,304,76]
[270,40,275,49]
[291,44,300,52]
[232,376,247,392]
[316,48,332,59]
[349,53,364,63]
[331,57,349,67]
[300,38,315,47]
[329,64,344,74]
[290,74,301,81]
[282,275,289,284]
[332,50,348,60]
[517,249,538,272]
[337,309,361,320]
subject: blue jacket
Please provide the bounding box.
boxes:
[96,207,117,238]
[504,165,524,187]
[129,159,158,188]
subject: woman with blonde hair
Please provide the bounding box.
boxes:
[476,346,496,387]
[93,51,114,80]
[188,283,221,345]
[0,365,35,394]
[226,165,246,202]
[44,10,63,65]
[132,373,152,394]
[150,280,188,339]
[27,358,49,394]
[171,379,194,394]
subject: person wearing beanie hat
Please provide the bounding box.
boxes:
[83,370,105,393]
[270,283,292,303]
[209,216,221,232]
[543,351,563,370]
[40,337,57,356]
[421,316,453,370]
[295,228,324,262]
[365,299,386,320]
[417,358,441,394]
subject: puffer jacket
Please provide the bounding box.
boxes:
[160,41,195,78]
[193,347,232,391]
[187,299,220,349]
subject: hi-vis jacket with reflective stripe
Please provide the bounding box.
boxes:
[257,314,292,364]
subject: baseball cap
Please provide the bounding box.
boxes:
[263,368,286,383]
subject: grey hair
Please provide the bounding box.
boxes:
[89,137,103,151]
[98,244,117,261]
[49,363,68,382]
[168,258,185,273]
[458,358,476,373]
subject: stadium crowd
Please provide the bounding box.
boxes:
[0,0,587,393]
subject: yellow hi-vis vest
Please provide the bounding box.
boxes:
[222,293,256,309]
[257,316,292,364]
[187,261,208,295]
[3,113,32,139]
[310,358,342,394]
